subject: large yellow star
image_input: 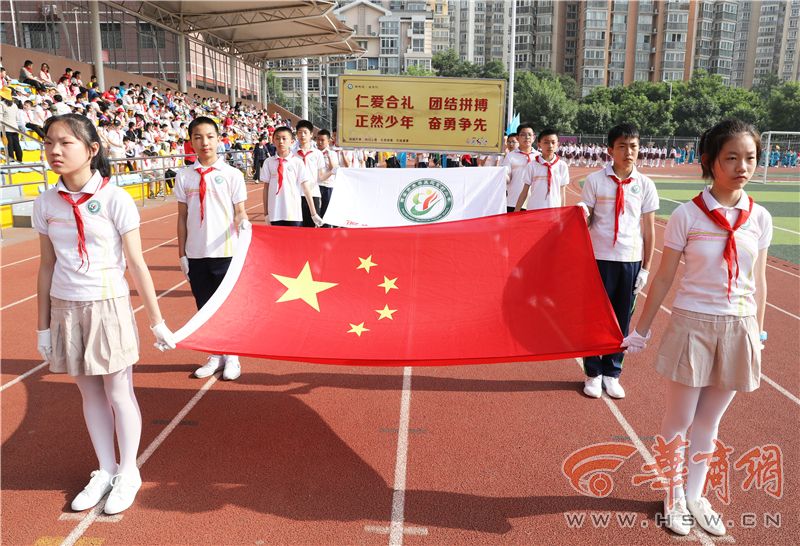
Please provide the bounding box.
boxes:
[357,255,378,273]
[375,305,397,320]
[378,276,399,294]
[347,322,370,336]
[272,261,338,312]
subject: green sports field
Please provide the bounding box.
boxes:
[652,177,800,264]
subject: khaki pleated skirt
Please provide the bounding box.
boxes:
[49,296,140,376]
[655,308,761,392]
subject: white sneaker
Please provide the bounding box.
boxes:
[663,497,692,536]
[603,376,626,398]
[103,472,143,515]
[687,497,726,536]
[71,469,113,511]
[222,356,241,381]
[194,355,223,378]
[583,376,602,398]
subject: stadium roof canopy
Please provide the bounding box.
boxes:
[107,0,363,63]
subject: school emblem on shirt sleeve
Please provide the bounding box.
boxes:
[86,200,101,214]
[397,179,453,223]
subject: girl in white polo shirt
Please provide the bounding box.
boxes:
[34,114,176,515]
[176,116,249,381]
[623,119,772,537]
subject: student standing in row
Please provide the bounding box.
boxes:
[514,128,570,211]
[260,126,321,227]
[175,116,249,381]
[623,119,771,537]
[35,114,176,515]
[293,120,323,228]
[316,129,339,226]
[579,123,658,399]
[501,124,540,212]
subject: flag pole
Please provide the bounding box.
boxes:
[507,0,517,129]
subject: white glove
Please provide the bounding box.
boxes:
[634,268,649,295]
[179,256,190,281]
[238,218,251,232]
[37,329,52,363]
[576,202,590,221]
[621,329,651,354]
[150,320,176,352]
[311,213,324,227]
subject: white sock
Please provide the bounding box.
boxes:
[660,381,702,502]
[103,367,142,477]
[75,375,118,475]
[685,386,736,501]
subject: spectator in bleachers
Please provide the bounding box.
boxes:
[39,63,56,88]
[19,60,47,93]
[20,100,46,139]
[1,88,23,162]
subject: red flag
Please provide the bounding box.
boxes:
[175,208,622,365]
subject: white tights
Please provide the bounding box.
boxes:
[74,367,141,477]
[660,380,736,501]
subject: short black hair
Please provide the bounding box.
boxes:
[273,126,293,139]
[517,123,535,135]
[295,119,314,133]
[507,132,518,138]
[317,129,331,139]
[607,123,639,148]
[188,116,219,137]
[538,128,559,142]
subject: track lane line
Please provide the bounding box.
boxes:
[389,366,413,546]
[572,359,718,546]
[61,374,219,546]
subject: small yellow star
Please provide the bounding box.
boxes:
[357,255,378,273]
[375,305,397,320]
[378,276,399,294]
[272,261,338,312]
[347,322,370,336]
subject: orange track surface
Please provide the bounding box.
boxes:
[2,171,798,545]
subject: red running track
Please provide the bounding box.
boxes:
[1,174,798,545]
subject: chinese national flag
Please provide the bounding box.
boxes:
[175,208,623,365]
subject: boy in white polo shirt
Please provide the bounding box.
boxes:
[501,124,540,213]
[514,128,570,211]
[261,126,321,227]
[316,129,339,226]
[175,116,249,381]
[579,123,659,399]
[292,119,323,227]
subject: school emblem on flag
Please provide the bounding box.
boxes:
[397,179,454,223]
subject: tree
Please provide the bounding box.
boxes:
[672,70,726,135]
[265,70,287,105]
[766,81,800,131]
[404,65,436,77]
[432,49,478,78]
[752,72,782,103]
[718,86,766,129]
[514,71,576,132]
[576,101,615,134]
[480,60,508,80]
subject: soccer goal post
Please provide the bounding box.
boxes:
[755,131,800,184]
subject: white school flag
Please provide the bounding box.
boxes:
[323,167,507,227]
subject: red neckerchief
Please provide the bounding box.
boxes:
[57,177,110,271]
[516,149,534,164]
[536,155,560,196]
[692,192,754,300]
[276,157,285,194]
[195,166,214,223]
[297,149,312,164]
[608,173,634,245]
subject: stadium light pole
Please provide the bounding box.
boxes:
[301,57,309,120]
[507,0,517,130]
[89,0,105,91]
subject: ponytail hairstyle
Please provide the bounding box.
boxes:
[44,114,111,178]
[698,119,761,180]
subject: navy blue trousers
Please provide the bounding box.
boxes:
[583,260,641,378]
[187,257,232,310]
